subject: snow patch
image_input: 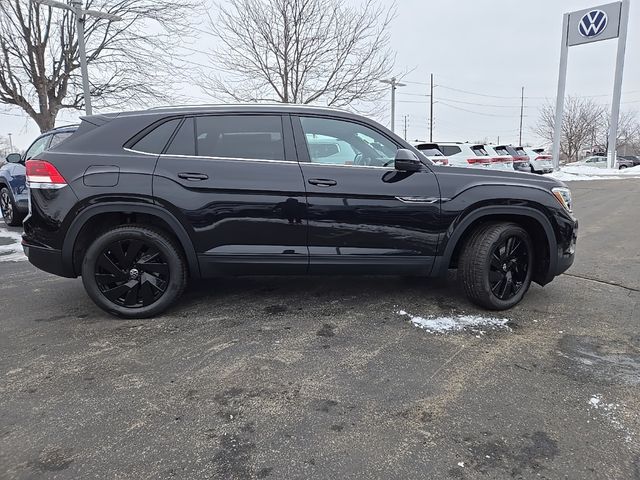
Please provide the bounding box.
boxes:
[544,165,640,182]
[588,394,633,444]
[0,227,26,262]
[397,310,511,334]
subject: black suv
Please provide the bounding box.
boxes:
[22,105,577,318]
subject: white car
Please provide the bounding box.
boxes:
[438,142,507,170]
[484,145,514,171]
[567,156,634,169]
[518,147,553,174]
[412,142,449,166]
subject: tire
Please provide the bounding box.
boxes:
[530,165,536,174]
[619,165,627,170]
[1,187,24,227]
[81,225,187,318]
[459,222,533,310]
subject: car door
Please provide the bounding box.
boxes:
[292,114,441,275]
[153,114,308,275]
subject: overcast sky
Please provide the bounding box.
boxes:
[1,0,639,150]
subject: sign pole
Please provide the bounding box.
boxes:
[607,0,630,169]
[552,13,570,171]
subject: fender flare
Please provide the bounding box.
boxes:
[433,205,557,281]
[62,203,201,278]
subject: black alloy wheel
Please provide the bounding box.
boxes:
[488,235,529,300]
[94,239,170,308]
[82,225,187,318]
[459,222,533,310]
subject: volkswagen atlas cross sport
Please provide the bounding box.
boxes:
[22,105,578,318]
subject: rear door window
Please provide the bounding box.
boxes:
[24,135,51,160]
[195,115,285,161]
[131,119,181,154]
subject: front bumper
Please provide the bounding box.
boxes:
[23,242,75,278]
[555,218,578,276]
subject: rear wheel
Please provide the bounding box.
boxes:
[459,222,533,310]
[1,187,24,226]
[81,225,187,318]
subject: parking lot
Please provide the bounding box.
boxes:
[1,178,639,479]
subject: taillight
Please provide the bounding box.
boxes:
[513,156,529,163]
[26,160,67,188]
[467,158,490,164]
[536,155,552,160]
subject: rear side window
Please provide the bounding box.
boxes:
[196,115,285,161]
[441,145,461,156]
[165,118,196,156]
[132,119,181,154]
[50,132,73,148]
[24,135,51,160]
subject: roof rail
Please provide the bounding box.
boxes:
[146,103,349,112]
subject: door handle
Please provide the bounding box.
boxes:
[308,178,337,187]
[177,172,209,181]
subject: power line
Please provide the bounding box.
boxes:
[439,102,525,118]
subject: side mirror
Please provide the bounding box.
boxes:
[5,153,22,164]
[394,148,422,172]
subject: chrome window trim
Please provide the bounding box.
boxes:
[125,147,397,170]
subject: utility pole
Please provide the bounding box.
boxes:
[7,133,13,151]
[34,0,122,115]
[518,86,524,146]
[403,115,408,140]
[429,73,434,142]
[380,77,406,133]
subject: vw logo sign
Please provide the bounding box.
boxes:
[578,9,608,38]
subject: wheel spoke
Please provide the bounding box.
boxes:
[97,253,124,278]
[139,262,169,275]
[499,277,513,299]
[95,273,119,284]
[491,252,502,269]
[139,281,155,305]
[123,240,144,268]
[489,270,503,283]
[102,283,133,302]
[123,283,140,306]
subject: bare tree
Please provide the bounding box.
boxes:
[534,96,603,163]
[0,135,11,158]
[0,0,202,133]
[202,0,395,107]
[596,109,640,154]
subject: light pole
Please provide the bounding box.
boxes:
[380,77,406,133]
[7,133,13,151]
[33,0,122,115]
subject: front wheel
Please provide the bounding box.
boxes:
[459,222,533,310]
[81,225,187,318]
[619,165,627,170]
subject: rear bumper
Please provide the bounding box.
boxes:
[513,162,530,172]
[23,242,76,278]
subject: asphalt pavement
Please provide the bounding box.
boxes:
[1,179,639,479]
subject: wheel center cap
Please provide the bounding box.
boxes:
[502,263,508,272]
[129,268,140,280]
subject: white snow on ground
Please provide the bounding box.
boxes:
[397,310,511,334]
[0,227,26,262]
[588,394,633,445]
[545,165,640,182]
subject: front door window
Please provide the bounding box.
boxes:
[300,116,398,167]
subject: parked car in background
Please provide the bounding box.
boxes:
[619,155,640,166]
[438,142,509,170]
[412,142,449,165]
[21,105,577,317]
[493,145,530,172]
[0,125,77,226]
[483,145,514,171]
[520,147,553,174]
[568,156,634,169]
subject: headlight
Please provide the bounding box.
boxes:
[552,187,572,213]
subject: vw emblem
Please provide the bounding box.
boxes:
[578,9,608,38]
